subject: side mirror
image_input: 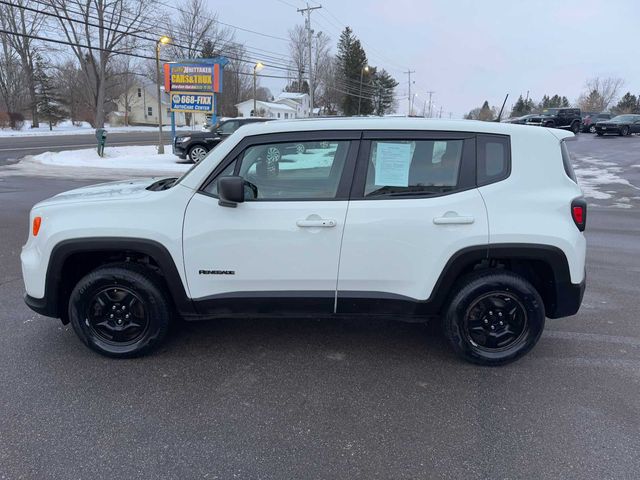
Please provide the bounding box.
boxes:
[218,176,246,207]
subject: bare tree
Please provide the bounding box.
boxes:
[316,56,342,114]
[168,0,234,60]
[109,54,141,126]
[0,0,46,126]
[288,25,307,92]
[46,0,157,127]
[311,31,331,111]
[578,77,624,112]
[217,42,253,116]
[51,60,86,125]
[0,35,26,113]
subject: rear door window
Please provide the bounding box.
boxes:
[363,139,464,197]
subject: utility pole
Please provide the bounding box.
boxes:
[298,3,322,117]
[438,106,443,118]
[426,90,435,118]
[404,70,415,115]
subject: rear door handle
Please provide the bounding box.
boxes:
[296,219,337,228]
[433,214,475,225]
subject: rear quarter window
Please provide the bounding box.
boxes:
[476,135,511,186]
[561,140,577,183]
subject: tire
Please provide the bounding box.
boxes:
[620,126,630,136]
[589,125,596,134]
[188,145,209,163]
[596,132,603,136]
[68,263,171,358]
[570,121,580,134]
[295,143,306,154]
[442,271,545,366]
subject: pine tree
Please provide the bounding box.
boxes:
[336,27,371,115]
[200,39,218,58]
[614,92,638,114]
[34,56,66,130]
[510,95,530,117]
[371,69,398,115]
[478,100,495,121]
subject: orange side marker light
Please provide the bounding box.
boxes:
[33,216,42,236]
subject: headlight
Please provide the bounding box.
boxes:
[177,136,191,143]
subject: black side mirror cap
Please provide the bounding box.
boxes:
[218,176,246,207]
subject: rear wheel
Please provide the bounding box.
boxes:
[188,145,209,163]
[589,125,596,134]
[570,121,580,134]
[295,143,306,154]
[443,271,545,366]
[68,263,171,358]
[621,126,630,136]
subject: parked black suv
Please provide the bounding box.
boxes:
[174,117,272,163]
[526,108,582,133]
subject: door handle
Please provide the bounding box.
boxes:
[296,218,337,228]
[433,213,475,225]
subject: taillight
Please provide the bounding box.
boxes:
[571,199,587,231]
[32,216,42,236]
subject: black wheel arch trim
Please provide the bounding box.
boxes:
[29,237,195,320]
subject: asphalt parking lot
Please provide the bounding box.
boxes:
[1,133,639,479]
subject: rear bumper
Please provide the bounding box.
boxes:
[547,277,586,319]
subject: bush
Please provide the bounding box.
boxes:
[0,112,9,129]
[8,112,25,130]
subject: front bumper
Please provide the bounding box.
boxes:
[595,126,620,134]
[24,293,60,319]
[173,143,188,158]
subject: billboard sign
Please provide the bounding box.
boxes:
[164,63,222,93]
[170,92,215,113]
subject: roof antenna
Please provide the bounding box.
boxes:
[496,94,509,122]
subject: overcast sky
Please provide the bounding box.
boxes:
[207,0,640,117]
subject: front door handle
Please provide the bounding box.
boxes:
[433,213,475,225]
[296,218,337,228]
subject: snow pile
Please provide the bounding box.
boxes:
[0,121,201,137]
[27,145,191,173]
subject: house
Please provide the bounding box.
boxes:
[275,92,311,118]
[235,100,297,120]
[110,84,207,127]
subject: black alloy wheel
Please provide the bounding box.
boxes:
[85,286,149,345]
[621,126,630,136]
[443,271,545,366]
[69,263,171,358]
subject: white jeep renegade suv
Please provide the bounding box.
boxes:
[21,118,586,365]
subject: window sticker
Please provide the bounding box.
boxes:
[374,142,413,187]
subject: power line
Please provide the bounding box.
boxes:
[0,27,292,79]
[3,0,299,74]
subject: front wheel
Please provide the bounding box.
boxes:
[188,145,209,163]
[68,263,171,358]
[570,122,580,134]
[589,125,596,134]
[443,271,545,366]
[620,126,630,136]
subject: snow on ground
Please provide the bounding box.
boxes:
[26,145,191,173]
[572,153,640,202]
[0,120,202,137]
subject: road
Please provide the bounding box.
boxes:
[0,130,174,165]
[0,134,639,479]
